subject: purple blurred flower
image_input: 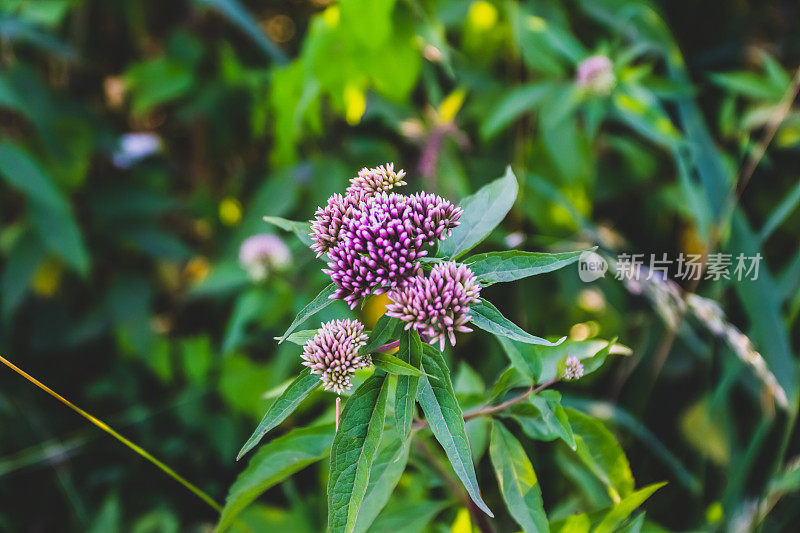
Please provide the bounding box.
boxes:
[325,193,462,308]
[386,261,481,350]
[300,319,369,394]
[346,163,407,198]
[563,355,584,381]
[239,234,291,281]
[576,55,615,94]
[113,132,161,168]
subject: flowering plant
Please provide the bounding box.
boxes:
[220,165,638,532]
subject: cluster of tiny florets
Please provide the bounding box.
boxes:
[238,234,291,282]
[310,164,408,258]
[309,194,360,257]
[387,261,481,350]
[300,319,369,394]
[563,355,584,381]
[346,163,407,198]
[324,192,462,308]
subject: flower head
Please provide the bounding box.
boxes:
[576,55,615,94]
[563,355,584,381]
[239,234,291,281]
[325,193,462,308]
[309,164,407,258]
[346,163,407,198]
[387,261,481,350]
[301,319,370,394]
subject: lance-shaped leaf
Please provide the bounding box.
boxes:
[508,390,575,449]
[567,408,634,502]
[418,345,493,517]
[489,366,530,401]
[0,141,89,275]
[352,432,411,533]
[277,283,337,343]
[439,166,519,260]
[328,373,390,533]
[217,424,334,532]
[495,335,541,380]
[283,329,318,346]
[465,249,591,286]
[237,368,321,460]
[373,353,425,377]
[547,482,663,533]
[593,482,666,533]
[489,421,549,533]
[361,314,401,355]
[471,299,564,346]
[395,329,423,438]
[263,215,313,246]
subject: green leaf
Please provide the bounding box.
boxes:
[729,212,797,406]
[593,482,666,533]
[438,166,519,260]
[263,216,313,247]
[565,398,700,494]
[373,353,424,377]
[471,299,564,346]
[556,338,623,378]
[395,329,422,439]
[0,141,89,274]
[760,52,790,89]
[489,420,549,533]
[465,249,591,286]
[236,368,321,460]
[612,87,682,150]
[539,87,588,182]
[0,140,66,207]
[710,71,784,100]
[418,345,494,517]
[1,230,44,321]
[29,198,90,276]
[536,339,631,383]
[328,373,390,533]
[489,366,530,401]
[369,501,448,532]
[509,390,575,449]
[277,283,338,343]
[481,82,557,139]
[547,481,663,533]
[125,56,195,115]
[361,314,401,355]
[566,408,634,502]
[217,424,334,532]
[758,177,800,242]
[283,329,318,346]
[352,433,411,533]
[495,335,541,381]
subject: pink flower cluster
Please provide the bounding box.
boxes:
[387,261,481,350]
[310,163,406,257]
[311,164,462,308]
[300,319,369,394]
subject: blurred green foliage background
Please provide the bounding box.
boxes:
[1,0,799,531]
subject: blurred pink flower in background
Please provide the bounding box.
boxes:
[239,234,291,282]
[576,55,615,94]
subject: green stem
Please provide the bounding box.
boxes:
[0,354,222,512]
